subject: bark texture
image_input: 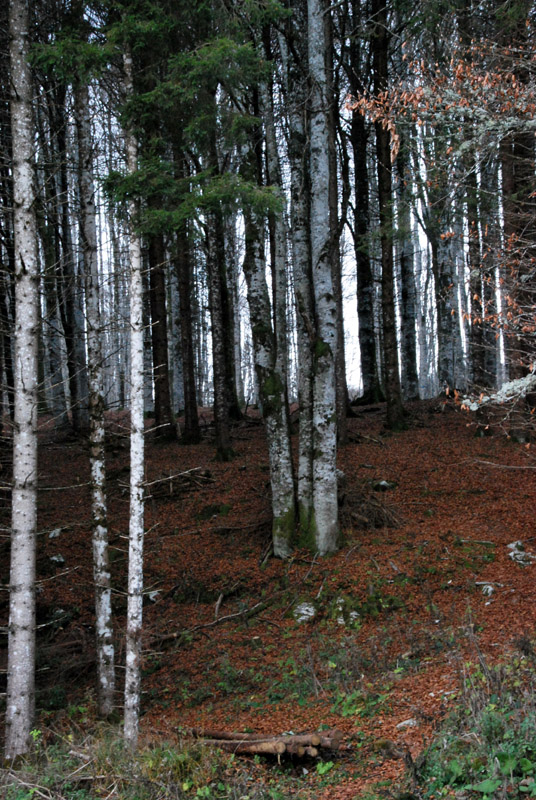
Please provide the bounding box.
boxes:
[308,0,339,554]
[243,205,296,558]
[280,3,315,535]
[123,48,145,750]
[6,0,39,758]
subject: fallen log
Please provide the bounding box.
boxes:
[200,739,286,756]
[285,743,305,757]
[318,729,344,750]
[188,728,322,747]
[185,727,342,759]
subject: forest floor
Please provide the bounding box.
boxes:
[1,397,536,799]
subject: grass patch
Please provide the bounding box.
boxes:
[411,647,536,799]
[0,726,303,799]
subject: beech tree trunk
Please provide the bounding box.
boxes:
[123,48,145,750]
[74,80,115,719]
[6,0,39,758]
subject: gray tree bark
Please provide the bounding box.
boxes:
[6,0,39,759]
[280,4,315,536]
[308,0,339,553]
[123,47,145,750]
[74,80,115,718]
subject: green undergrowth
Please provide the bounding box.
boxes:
[0,727,302,799]
[409,644,536,800]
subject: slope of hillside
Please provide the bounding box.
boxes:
[1,398,535,798]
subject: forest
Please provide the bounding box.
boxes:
[2,0,536,797]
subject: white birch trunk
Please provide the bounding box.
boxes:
[308,0,339,554]
[123,49,145,749]
[6,0,39,759]
[74,81,115,718]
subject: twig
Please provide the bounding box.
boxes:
[143,468,214,488]
[473,459,536,470]
[214,593,224,619]
[156,600,268,644]
[6,774,51,800]
[459,539,494,546]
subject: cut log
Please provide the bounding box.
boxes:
[286,743,306,757]
[184,727,343,759]
[189,728,267,741]
[318,729,343,750]
[188,727,323,747]
[201,739,286,755]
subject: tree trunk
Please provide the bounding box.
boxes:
[430,232,457,389]
[280,3,315,536]
[176,213,200,444]
[225,215,246,407]
[0,108,15,422]
[123,47,145,751]
[148,231,175,439]
[396,139,419,399]
[6,0,39,758]
[325,10,348,442]
[207,101,242,423]
[480,155,500,386]
[206,213,234,460]
[74,79,115,719]
[243,206,296,558]
[308,0,339,554]
[372,0,405,429]
[35,94,69,427]
[260,76,290,401]
[55,97,89,433]
[346,0,380,401]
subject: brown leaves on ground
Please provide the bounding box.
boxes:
[1,398,535,798]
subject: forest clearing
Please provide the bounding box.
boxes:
[2,398,536,799]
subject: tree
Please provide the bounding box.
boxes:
[74,75,115,718]
[123,45,145,749]
[341,0,382,403]
[280,0,315,535]
[371,0,405,428]
[241,87,296,557]
[6,0,39,759]
[307,0,339,553]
